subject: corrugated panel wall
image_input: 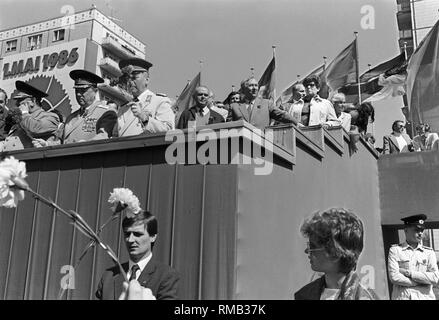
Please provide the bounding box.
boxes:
[0,147,237,300]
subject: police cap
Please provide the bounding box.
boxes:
[13,81,48,100]
[70,69,104,89]
[401,214,427,229]
[119,58,153,73]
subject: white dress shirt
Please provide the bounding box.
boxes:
[128,253,152,280]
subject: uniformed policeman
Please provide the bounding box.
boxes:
[61,69,117,144]
[1,81,59,151]
[113,58,175,137]
[387,214,439,300]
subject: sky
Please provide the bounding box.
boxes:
[0,0,406,145]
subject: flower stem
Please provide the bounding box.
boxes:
[19,186,129,294]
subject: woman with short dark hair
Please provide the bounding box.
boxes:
[294,208,379,300]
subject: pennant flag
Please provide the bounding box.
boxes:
[174,72,201,123]
[321,39,358,92]
[275,64,325,106]
[361,52,406,83]
[406,18,439,126]
[258,56,276,101]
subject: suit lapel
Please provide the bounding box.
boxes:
[118,104,139,136]
[389,135,400,151]
[238,103,249,121]
[113,262,129,300]
[137,260,157,289]
[63,112,83,139]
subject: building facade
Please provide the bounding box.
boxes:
[0,6,146,118]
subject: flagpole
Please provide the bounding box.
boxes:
[323,56,327,70]
[354,31,361,105]
[403,41,415,138]
[272,45,276,101]
[250,67,254,77]
[199,59,203,85]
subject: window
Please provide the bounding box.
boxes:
[53,29,65,42]
[399,29,412,39]
[5,39,17,52]
[27,34,42,51]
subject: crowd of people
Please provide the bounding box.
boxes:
[0,57,382,153]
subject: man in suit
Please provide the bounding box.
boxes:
[229,76,296,130]
[2,81,59,151]
[387,214,439,300]
[96,210,180,300]
[281,75,340,128]
[382,120,414,154]
[176,85,225,129]
[113,58,175,137]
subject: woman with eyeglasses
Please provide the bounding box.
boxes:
[294,208,379,300]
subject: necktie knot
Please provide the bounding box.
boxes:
[129,264,140,281]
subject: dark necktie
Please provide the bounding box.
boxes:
[129,264,140,281]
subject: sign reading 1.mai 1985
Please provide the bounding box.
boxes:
[2,47,79,79]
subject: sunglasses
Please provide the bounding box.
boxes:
[305,242,325,253]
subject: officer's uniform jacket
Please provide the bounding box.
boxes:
[62,101,117,144]
[114,89,175,137]
[388,241,439,300]
[2,108,59,151]
[281,96,340,127]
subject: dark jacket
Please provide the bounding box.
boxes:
[95,259,180,300]
[229,98,296,130]
[294,271,379,300]
[176,105,225,129]
[382,133,414,154]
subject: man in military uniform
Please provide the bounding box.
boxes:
[62,69,117,144]
[388,214,439,300]
[113,58,175,137]
[1,81,59,151]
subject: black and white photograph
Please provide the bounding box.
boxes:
[0,0,438,307]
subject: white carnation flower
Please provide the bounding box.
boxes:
[108,188,141,215]
[0,156,28,208]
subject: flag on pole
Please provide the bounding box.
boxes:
[174,72,201,123]
[275,64,325,106]
[339,52,407,104]
[406,18,439,126]
[320,39,358,92]
[258,56,276,101]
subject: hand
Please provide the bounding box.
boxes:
[19,101,30,114]
[118,280,157,300]
[32,138,48,148]
[399,268,411,278]
[130,103,150,123]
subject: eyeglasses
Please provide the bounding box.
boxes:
[305,83,317,88]
[305,242,325,253]
[0,100,5,104]
[197,93,209,97]
[230,97,240,102]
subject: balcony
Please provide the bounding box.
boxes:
[101,36,137,60]
[98,57,122,77]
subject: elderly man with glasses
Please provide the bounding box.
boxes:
[176,85,225,129]
[113,58,175,137]
[382,120,414,154]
